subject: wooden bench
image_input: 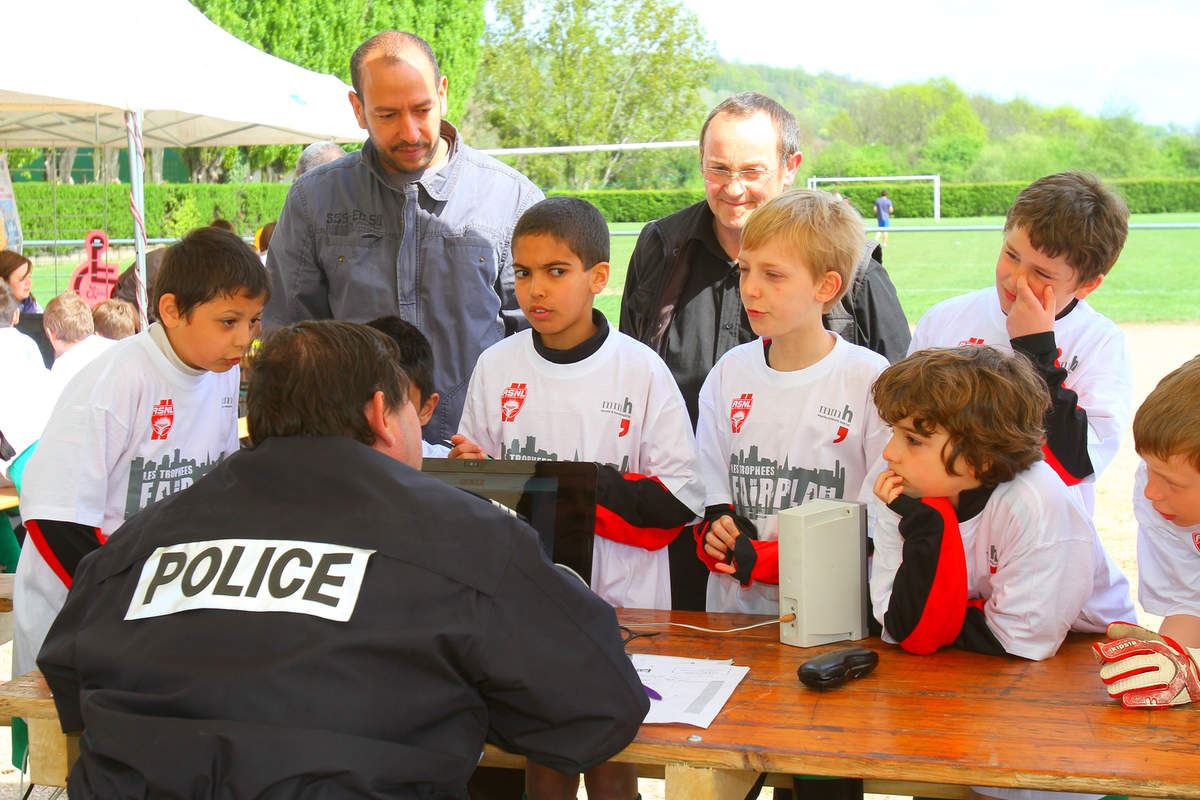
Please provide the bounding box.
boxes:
[0,672,78,787]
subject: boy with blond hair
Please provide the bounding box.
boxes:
[696,188,890,614]
[870,346,1133,662]
[453,196,703,800]
[43,291,113,401]
[1096,354,1200,708]
[92,297,138,339]
[909,172,1131,512]
[14,227,269,678]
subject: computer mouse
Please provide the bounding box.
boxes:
[797,647,879,689]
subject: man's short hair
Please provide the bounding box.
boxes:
[1134,354,1200,473]
[740,189,864,312]
[248,321,410,447]
[512,196,609,269]
[154,227,270,318]
[93,298,138,339]
[873,346,1049,487]
[43,291,94,344]
[210,218,237,234]
[351,31,440,98]
[699,92,800,165]
[294,142,346,179]
[1005,171,1130,286]
[0,282,16,327]
[366,316,436,406]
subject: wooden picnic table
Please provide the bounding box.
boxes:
[486,609,1200,800]
[3,609,1199,796]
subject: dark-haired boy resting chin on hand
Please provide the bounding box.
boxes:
[868,346,1134,663]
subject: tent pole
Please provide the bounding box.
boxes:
[124,109,149,331]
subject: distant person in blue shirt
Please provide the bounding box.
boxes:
[874,189,894,247]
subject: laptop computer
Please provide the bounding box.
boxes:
[421,458,597,585]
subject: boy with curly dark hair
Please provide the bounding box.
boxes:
[869,345,1133,661]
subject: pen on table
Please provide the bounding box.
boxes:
[643,684,662,701]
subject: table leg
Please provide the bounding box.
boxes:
[27,720,75,787]
[665,763,760,800]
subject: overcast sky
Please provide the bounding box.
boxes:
[680,0,1199,129]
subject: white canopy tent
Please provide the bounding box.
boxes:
[1,0,365,324]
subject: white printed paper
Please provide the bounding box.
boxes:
[631,653,749,728]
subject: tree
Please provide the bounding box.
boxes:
[469,0,715,190]
[190,0,485,181]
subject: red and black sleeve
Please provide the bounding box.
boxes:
[691,504,778,586]
[594,464,696,551]
[1010,331,1093,485]
[25,519,106,589]
[883,495,967,654]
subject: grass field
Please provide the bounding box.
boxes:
[26,213,1200,325]
[596,213,1200,325]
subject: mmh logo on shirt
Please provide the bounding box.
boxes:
[601,396,633,437]
[817,403,854,444]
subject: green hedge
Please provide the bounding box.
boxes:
[1111,178,1200,213]
[13,182,291,242]
[547,189,705,224]
[12,177,1200,241]
[557,178,1200,221]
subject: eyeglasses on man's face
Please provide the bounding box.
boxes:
[701,166,776,186]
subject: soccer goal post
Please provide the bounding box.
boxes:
[806,174,941,221]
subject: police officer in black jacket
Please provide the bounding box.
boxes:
[39,320,648,800]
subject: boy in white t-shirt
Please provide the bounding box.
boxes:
[14,226,270,677]
[452,196,703,800]
[43,290,113,404]
[908,172,1131,512]
[1096,354,1200,708]
[869,346,1134,662]
[696,189,890,614]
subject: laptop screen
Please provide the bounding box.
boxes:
[421,459,596,585]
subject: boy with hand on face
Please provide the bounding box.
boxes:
[14,227,269,678]
[870,346,1134,661]
[452,196,703,800]
[909,172,1131,512]
[1096,355,1200,709]
[695,189,891,614]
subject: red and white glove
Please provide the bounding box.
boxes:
[1093,622,1200,709]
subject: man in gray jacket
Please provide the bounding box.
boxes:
[265,31,543,443]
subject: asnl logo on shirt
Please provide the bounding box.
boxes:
[150,399,174,440]
[126,539,374,622]
[500,383,527,422]
[730,393,753,433]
